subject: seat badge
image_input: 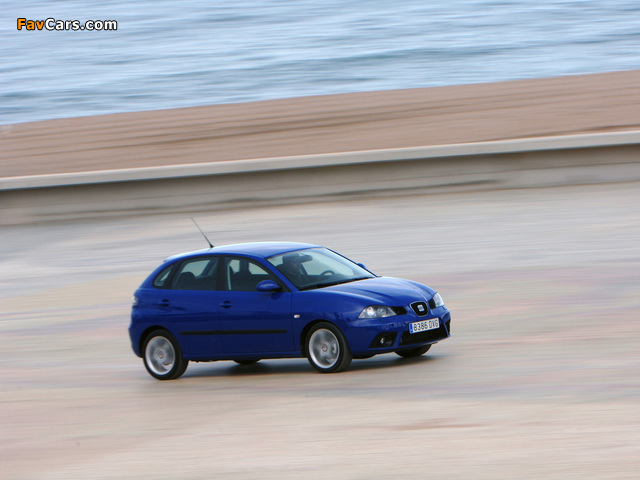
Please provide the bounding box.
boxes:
[411,301,429,316]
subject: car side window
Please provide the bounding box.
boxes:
[152,264,175,288]
[223,257,280,292]
[170,257,218,291]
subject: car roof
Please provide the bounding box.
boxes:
[165,242,320,262]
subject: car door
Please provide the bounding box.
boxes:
[149,256,221,357]
[218,256,294,355]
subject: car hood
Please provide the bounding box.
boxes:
[321,276,435,306]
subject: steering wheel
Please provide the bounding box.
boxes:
[320,270,335,277]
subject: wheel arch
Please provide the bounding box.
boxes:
[138,325,168,355]
[299,319,341,356]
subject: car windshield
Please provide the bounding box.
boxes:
[267,247,375,290]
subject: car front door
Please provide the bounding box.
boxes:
[218,256,294,355]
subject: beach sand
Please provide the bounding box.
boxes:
[2,70,639,178]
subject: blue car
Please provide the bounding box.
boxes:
[129,242,451,380]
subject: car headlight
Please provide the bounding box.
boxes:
[432,293,444,308]
[358,305,397,319]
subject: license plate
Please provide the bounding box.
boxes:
[409,318,440,334]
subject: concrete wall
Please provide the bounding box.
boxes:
[2,131,639,225]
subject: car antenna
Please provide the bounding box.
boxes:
[191,217,214,249]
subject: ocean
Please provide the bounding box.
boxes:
[1,0,639,125]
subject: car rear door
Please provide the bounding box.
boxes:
[147,256,221,357]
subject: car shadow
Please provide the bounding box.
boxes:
[182,353,446,378]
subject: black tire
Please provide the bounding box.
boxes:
[233,359,261,366]
[305,322,352,373]
[395,344,432,358]
[143,330,188,380]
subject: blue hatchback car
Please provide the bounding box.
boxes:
[129,242,451,379]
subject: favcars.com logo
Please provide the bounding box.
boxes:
[17,18,117,31]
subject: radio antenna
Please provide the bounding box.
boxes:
[191,217,214,249]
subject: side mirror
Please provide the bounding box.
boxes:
[256,280,282,292]
[357,263,368,271]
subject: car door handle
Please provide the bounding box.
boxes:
[219,301,232,309]
[158,299,170,307]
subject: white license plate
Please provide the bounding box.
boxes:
[409,318,440,334]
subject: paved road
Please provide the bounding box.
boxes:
[1,182,639,479]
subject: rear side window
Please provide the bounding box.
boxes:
[152,264,175,288]
[171,257,219,291]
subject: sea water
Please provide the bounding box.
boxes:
[1,0,638,124]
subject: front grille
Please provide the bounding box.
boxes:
[410,301,429,316]
[400,321,448,346]
[392,306,407,315]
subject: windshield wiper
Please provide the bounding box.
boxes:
[338,276,372,285]
[299,276,372,291]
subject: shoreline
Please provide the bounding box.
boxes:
[2,70,639,178]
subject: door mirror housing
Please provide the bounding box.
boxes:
[256,280,282,292]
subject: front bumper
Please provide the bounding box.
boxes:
[345,307,451,355]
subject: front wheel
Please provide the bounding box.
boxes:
[143,330,188,380]
[306,323,352,373]
[395,344,431,358]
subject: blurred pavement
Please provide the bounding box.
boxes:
[1,182,639,479]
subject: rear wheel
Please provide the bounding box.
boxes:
[395,344,431,358]
[306,322,352,373]
[143,330,188,380]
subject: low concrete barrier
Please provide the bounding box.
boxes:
[2,131,639,224]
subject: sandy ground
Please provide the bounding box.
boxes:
[2,70,640,178]
[1,183,639,479]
